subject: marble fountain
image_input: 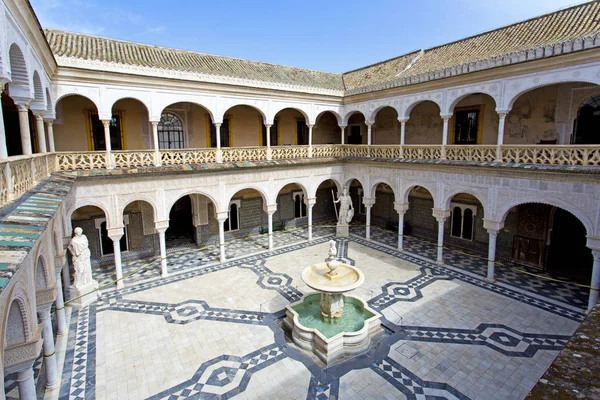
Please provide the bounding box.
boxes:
[283,240,384,365]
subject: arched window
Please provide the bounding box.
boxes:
[293,192,307,218]
[224,200,241,232]
[450,203,476,240]
[158,112,184,149]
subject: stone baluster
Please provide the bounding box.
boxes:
[264,204,277,251]
[394,202,409,250]
[34,112,47,153]
[217,212,228,263]
[108,227,125,289]
[37,304,60,389]
[45,119,55,153]
[305,197,316,242]
[101,119,113,169]
[433,208,450,264]
[363,197,375,239]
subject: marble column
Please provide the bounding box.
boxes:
[16,366,36,400]
[366,122,373,145]
[265,123,272,160]
[45,120,55,152]
[340,126,346,145]
[394,202,409,250]
[496,111,508,162]
[151,121,161,166]
[588,250,600,312]
[214,122,222,163]
[363,197,375,240]
[157,227,168,278]
[305,197,316,242]
[34,113,47,153]
[399,118,407,158]
[61,253,71,299]
[487,229,499,281]
[17,103,32,155]
[108,230,125,289]
[101,120,113,169]
[38,305,59,389]
[441,115,451,160]
[217,212,228,263]
[433,209,450,264]
[54,269,68,335]
[307,124,313,157]
[264,204,277,251]
[0,84,8,158]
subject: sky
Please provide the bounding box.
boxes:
[29,0,585,73]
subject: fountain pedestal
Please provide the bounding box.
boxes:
[321,293,344,318]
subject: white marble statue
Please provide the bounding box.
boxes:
[68,227,93,288]
[328,240,337,259]
[334,188,354,225]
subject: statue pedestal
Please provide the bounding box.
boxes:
[336,224,349,237]
[68,280,100,309]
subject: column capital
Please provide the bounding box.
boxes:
[15,102,30,111]
[398,118,408,123]
[483,219,504,232]
[304,197,317,207]
[440,114,452,121]
[33,111,44,120]
[107,226,124,241]
[264,123,272,129]
[154,219,169,231]
[44,119,54,126]
[263,203,277,215]
[495,108,511,116]
[432,208,451,220]
[216,211,229,222]
[101,119,111,128]
[587,236,600,251]
[394,202,409,214]
[365,121,374,127]
[150,120,159,127]
[338,125,347,129]
[362,197,375,207]
[214,122,222,128]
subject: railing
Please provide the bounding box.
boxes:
[501,145,600,166]
[161,148,217,165]
[57,151,107,170]
[271,145,309,160]
[0,153,57,207]
[113,151,155,168]
[403,145,443,160]
[221,147,267,162]
[445,145,497,162]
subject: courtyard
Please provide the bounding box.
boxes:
[43,225,585,400]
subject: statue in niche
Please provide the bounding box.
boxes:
[334,188,354,225]
[68,227,93,288]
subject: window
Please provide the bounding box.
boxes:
[262,120,279,146]
[293,191,307,218]
[357,188,365,215]
[450,203,477,240]
[348,125,362,144]
[296,120,309,145]
[158,112,184,149]
[224,200,241,232]
[95,215,129,255]
[88,111,124,150]
[453,106,482,144]
[209,118,230,147]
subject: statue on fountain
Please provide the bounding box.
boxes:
[334,188,353,237]
[67,227,100,308]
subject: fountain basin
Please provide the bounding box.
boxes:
[284,293,384,365]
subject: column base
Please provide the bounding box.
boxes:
[68,280,100,309]
[336,224,349,237]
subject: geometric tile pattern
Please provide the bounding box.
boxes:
[307,376,340,400]
[398,323,570,357]
[66,307,94,400]
[355,225,588,308]
[148,344,286,399]
[99,297,267,325]
[352,236,586,322]
[239,259,303,302]
[371,357,469,400]
[369,267,453,309]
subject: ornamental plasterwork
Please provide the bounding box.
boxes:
[54,56,345,97]
[345,33,600,96]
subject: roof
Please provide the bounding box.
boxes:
[342,1,600,93]
[44,30,344,92]
[43,1,600,95]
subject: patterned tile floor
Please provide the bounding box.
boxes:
[52,224,587,400]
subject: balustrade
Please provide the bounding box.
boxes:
[445,145,497,162]
[113,151,155,168]
[271,145,309,160]
[221,147,267,162]
[161,148,217,165]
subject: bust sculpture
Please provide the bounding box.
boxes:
[68,227,93,288]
